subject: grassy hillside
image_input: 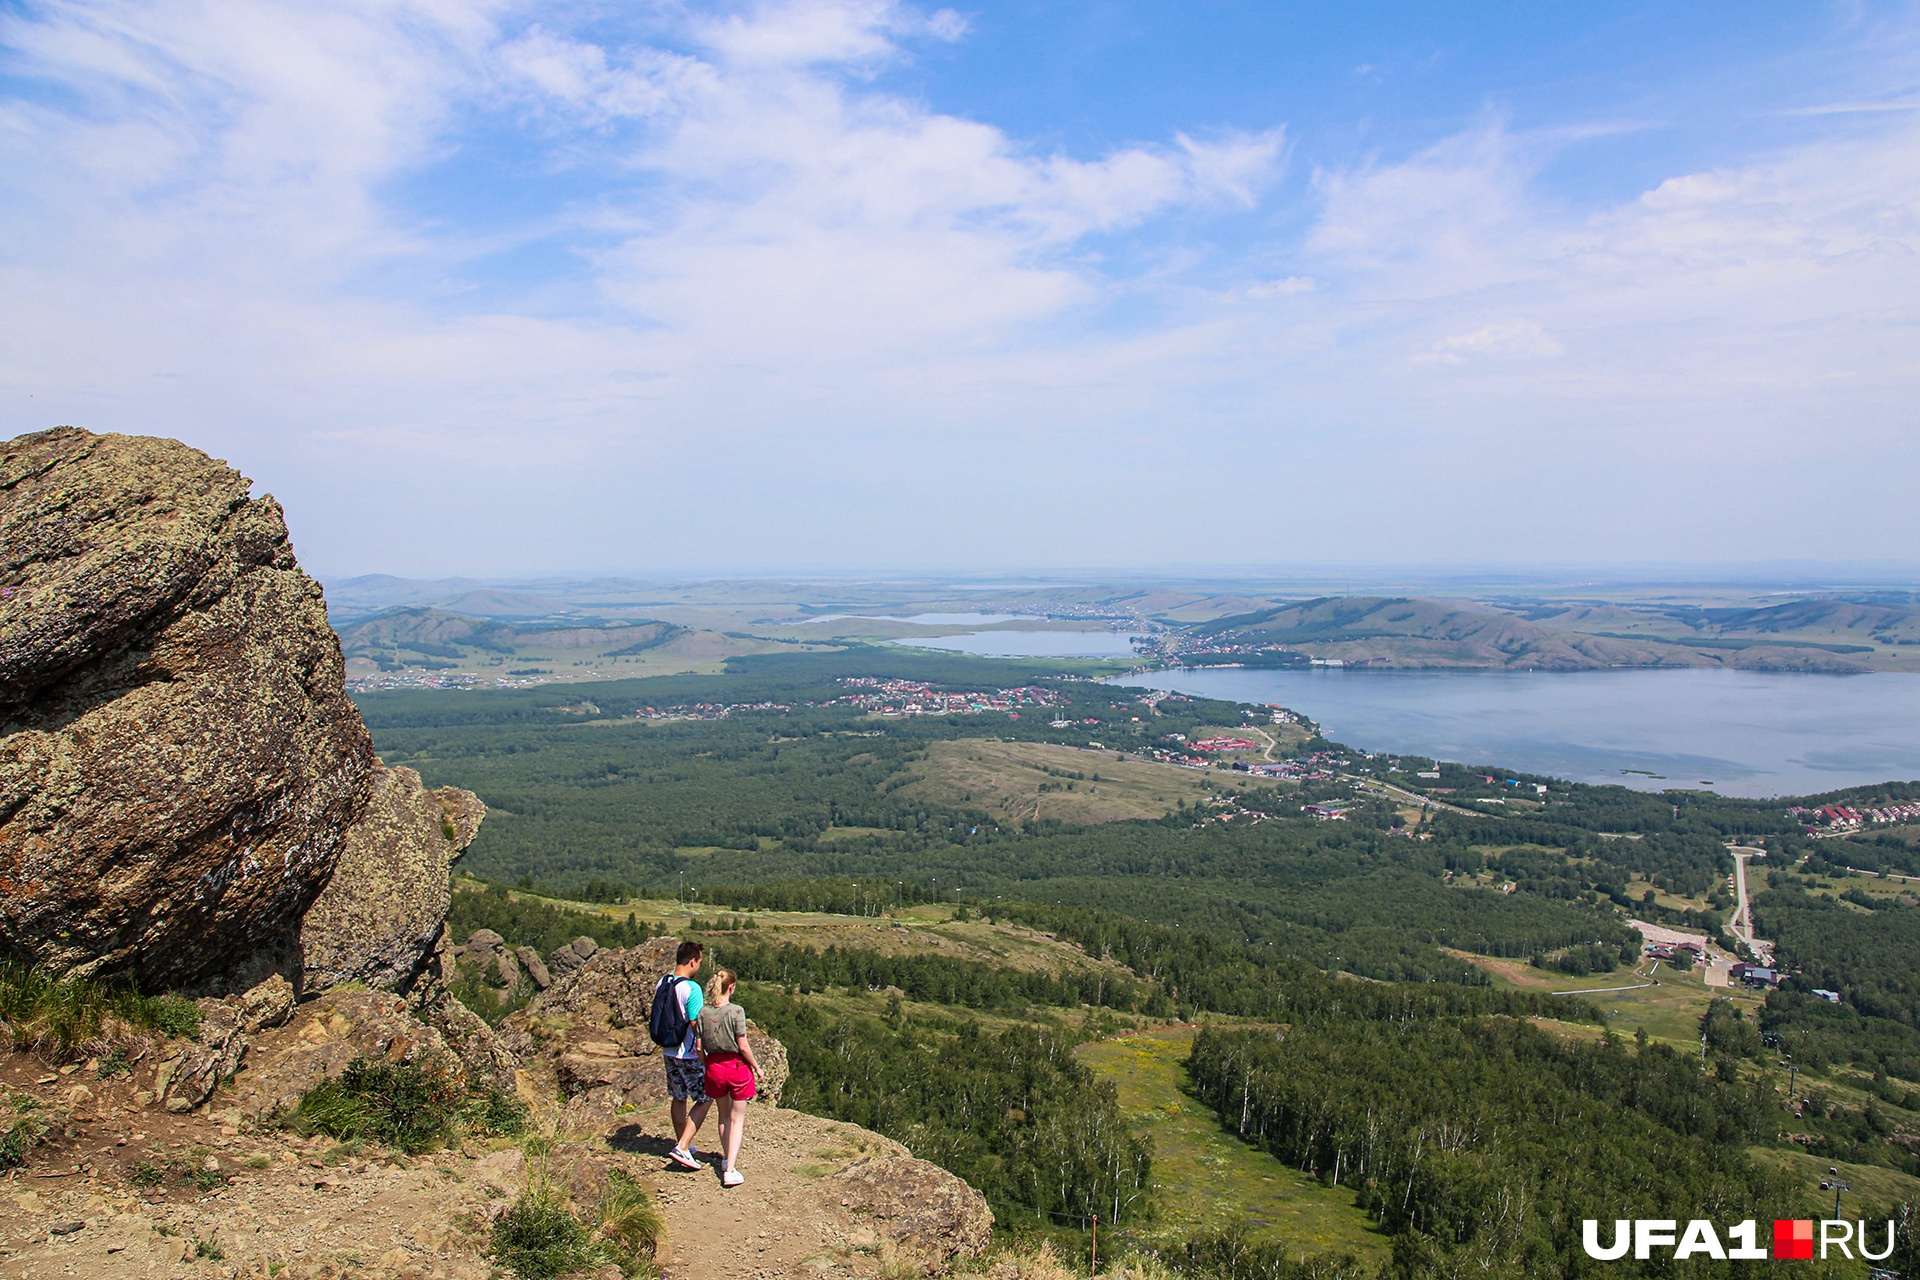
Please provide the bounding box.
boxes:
[338,606,839,684]
[370,646,1920,1266]
[1168,592,1920,672]
[1175,595,1901,672]
[889,738,1292,825]
[1076,1026,1389,1262]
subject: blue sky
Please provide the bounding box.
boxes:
[3,0,1918,576]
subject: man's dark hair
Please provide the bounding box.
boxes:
[675,939,704,966]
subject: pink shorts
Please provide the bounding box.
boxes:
[703,1052,755,1101]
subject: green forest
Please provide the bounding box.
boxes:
[1189,1019,1799,1278]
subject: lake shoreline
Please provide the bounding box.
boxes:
[1103,666,1920,799]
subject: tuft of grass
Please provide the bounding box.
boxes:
[0,963,200,1059]
[490,1177,660,1280]
[287,1056,529,1154]
[126,1160,165,1189]
[193,1234,225,1260]
[597,1170,663,1261]
[290,1058,462,1153]
[490,1190,602,1280]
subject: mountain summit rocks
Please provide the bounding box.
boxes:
[0,427,379,990]
[0,427,479,997]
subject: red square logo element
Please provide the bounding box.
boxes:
[1773,1219,1814,1260]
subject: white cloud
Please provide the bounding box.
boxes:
[1245,276,1314,298]
[1413,320,1564,365]
[1299,116,1920,433]
[0,0,1917,571]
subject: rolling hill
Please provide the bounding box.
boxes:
[1184,596,1886,671]
[337,607,829,679]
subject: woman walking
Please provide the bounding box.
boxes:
[696,969,762,1187]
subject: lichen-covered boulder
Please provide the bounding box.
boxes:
[546,934,599,979]
[0,428,376,991]
[299,765,486,993]
[831,1150,995,1264]
[515,947,551,990]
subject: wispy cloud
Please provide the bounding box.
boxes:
[1,0,1918,571]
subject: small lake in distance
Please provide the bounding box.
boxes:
[900,631,1144,659]
[1111,667,1920,798]
[786,612,1028,626]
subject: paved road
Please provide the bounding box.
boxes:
[1727,845,1774,964]
[1847,865,1920,883]
[1730,850,1755,946]
[1351,776,1484,818]
[1550,980,1658,996]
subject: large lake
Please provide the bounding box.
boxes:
[1111,667,1920,798]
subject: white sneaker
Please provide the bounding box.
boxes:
[669,1148,700,1171]
[722,1168,744,1187]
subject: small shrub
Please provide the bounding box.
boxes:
[490,1191,600,1280]
[126,1160,165,1189]
[0,1116,46,1170]
[289,1056,520,1153]
[463,1081,531,1138]
[140,995,203,1039]
[95,1045,134,1079]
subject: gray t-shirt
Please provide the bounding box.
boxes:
[696,1001,750,1055]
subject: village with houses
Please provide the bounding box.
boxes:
[1791,800,1920,832]
[630,678,1068,723]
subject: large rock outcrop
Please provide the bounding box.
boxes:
[0,426,498,1007]
[299,764,486,992]
[0,428,378,991]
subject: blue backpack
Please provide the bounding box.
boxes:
[648,975,692,1048]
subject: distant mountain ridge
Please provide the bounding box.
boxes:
[1188,595,1898,671]
[338,608,689,665]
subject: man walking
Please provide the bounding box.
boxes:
[652,939,709,1169]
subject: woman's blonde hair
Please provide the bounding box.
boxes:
[706,968,738,1000]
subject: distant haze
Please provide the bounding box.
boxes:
[4,3,1919,575]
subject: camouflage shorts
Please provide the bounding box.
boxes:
[664,1054,706,1102]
